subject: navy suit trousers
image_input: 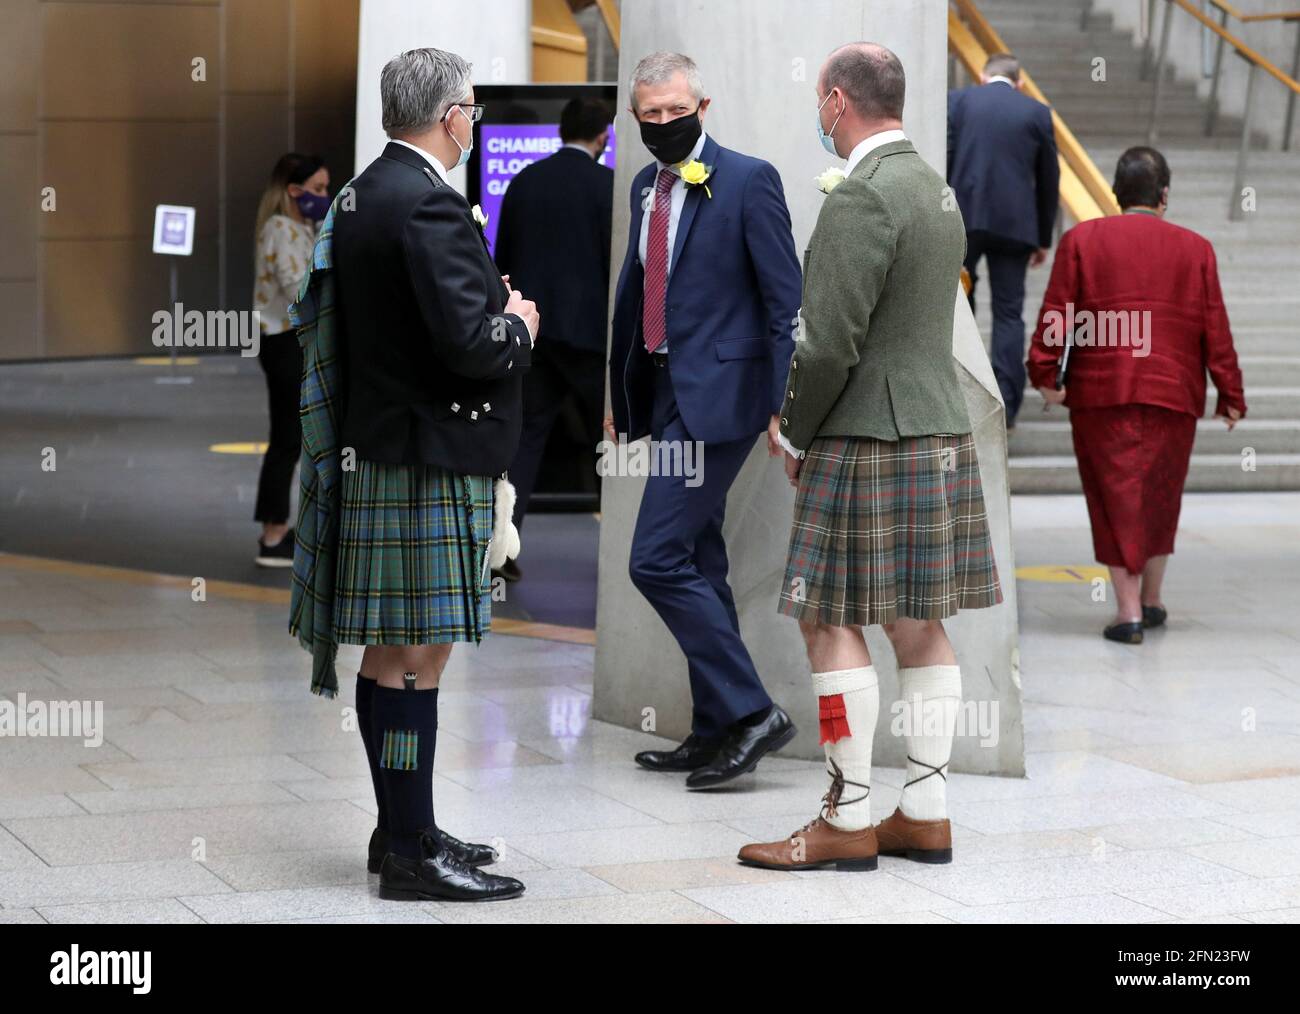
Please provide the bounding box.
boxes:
[966,230,1035,424]
[628,361,772,739]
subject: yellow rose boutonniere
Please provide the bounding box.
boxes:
[815,168,848,195]
[471,204,490,230]
[679,160,713,199]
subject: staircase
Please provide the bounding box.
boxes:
[969,0,1300,492]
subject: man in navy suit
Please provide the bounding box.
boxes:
[606,52,802,789]
[948,52,1060,426]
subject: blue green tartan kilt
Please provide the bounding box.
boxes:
[333,460,494,645]
[778,433,1003,627]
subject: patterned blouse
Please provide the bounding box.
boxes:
[254,213,316,335]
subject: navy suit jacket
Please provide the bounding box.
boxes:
[495,146,614,354]
[610,135,801,444]
[948,82,1060,250]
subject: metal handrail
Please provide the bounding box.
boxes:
[949,0,1120,222]
[1144,0,1300,152]
[1145,0,1300,219]
[1206,1,1300,23]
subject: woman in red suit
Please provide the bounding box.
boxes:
[1028,147,1246,644]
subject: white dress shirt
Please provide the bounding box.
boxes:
[779,128,910,461]
[638,129,709,354]
[390,137,453,187]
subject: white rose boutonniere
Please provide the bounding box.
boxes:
[815,168,848,195]
[471,204,490,231]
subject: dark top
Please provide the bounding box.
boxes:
[948,81,1061,250]
[333,141,533,475]
[494,146,614,354]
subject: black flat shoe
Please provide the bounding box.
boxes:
[368,826,497,874]
[686,706,796,790]
[635,733,722,772]
[1104,621,1144,644]
[378,832,523,902]
[255,528,295,568]
[1142,605,1167,628]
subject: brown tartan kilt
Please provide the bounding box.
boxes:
[778,433,1003,627]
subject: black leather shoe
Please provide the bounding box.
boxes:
[1104,621,1144,644]
[685,706,796,789]
[634,733,722,772]
[1142,605,1167,628]
[368,826,498,874]
[436,827,498,867]
[378,831,524,902]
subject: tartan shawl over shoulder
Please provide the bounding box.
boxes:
[288,190,349,698]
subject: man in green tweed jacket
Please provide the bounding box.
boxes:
[739,43,1003,875]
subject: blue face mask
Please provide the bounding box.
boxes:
[817,91,844,157]
[448,105,474,169]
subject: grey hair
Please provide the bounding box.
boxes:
[629,52,705,111]
[381,47,472,137]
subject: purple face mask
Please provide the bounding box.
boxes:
[296,190,330,222]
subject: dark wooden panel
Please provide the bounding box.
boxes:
[0,134,38,279]
[43,239,220,357]
[42,3,221,121]
[40,121,218,241]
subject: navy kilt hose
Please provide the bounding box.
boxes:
[779,433,1003,627]
[333,459,494,646]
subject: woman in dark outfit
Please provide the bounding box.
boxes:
[251,153,330,566]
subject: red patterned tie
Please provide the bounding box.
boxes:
[642,167,677,354]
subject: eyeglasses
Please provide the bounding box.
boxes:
[448,103,485,124]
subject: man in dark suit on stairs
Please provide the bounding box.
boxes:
[948,51,1060,427]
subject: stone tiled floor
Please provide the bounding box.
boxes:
[0,492,1297,923]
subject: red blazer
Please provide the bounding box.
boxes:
[1027,212,1246,419]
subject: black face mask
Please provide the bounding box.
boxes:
[639,108,703,166]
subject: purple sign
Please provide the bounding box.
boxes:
[479,123,617,256]
[162,211,188,246]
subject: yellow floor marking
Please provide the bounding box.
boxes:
[209,442,268,455]
[0,552,596,643]
[1016,564,1111,583]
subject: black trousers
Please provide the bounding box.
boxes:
[965,230,1035,425]
[254,330,303,525]
[507,340,605,530]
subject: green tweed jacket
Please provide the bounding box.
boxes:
[779,140,971,449]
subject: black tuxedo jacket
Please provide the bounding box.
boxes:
[493,146,614,354]
[333,141,533,475]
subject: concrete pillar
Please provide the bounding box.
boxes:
[353,0,531,188]
[593,0,1024,777]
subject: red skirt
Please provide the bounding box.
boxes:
[1070,404,1197,575]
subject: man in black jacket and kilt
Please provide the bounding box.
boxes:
[333,47,539,902]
